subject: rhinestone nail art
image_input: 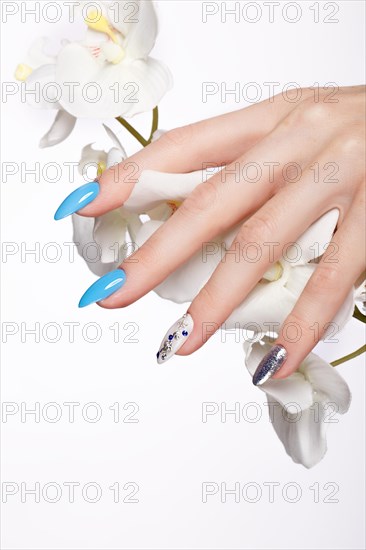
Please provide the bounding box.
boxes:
[156,313,194,364]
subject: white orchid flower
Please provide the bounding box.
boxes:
[73,166,356,335]
[73,165,206,275]
[133,201,355,337]
[225,208,357,335]
[17,0,172,137]
[78,124,127,177]
[73,125,144,275]
[72,151,357,469]
[244,337,351,468]
[15,37,77,148]
[354,280,366,316]
[125,174,355,336]
[56,0,172,119]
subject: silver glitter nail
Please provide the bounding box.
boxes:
[252,345,287,386]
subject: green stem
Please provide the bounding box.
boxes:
[148,106,159,144]
[331,306,366,366]
[331,344,366,367]
[116,116,148,147]
[353,306,366,324]
[116,106,159,148]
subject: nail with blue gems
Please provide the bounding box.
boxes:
[54,182,100,220]
[78,269,126,308]
[156,313,194,364]
[252,344,287,386]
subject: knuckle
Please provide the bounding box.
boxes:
[132,240,161,270]
[307,264,341,294]
[159,124,195,148]
[283,310,313,338]
[238,214,277,246]
[197,285,216,311]
[180,179,220,217]
[289,98,331,127]
[332,134,365,156]
[196,283,226,314]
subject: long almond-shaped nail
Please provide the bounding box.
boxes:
[78,269,126,308]
[156,313,194,364]
[54,182,100,220]
[252,344,287,386]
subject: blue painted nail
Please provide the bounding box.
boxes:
[78,269,126,308]
[54,182,100,220]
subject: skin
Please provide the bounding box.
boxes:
[79,85,366,379]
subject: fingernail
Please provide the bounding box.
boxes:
[78,269,126,308]
[156,313,194,364]
[252,344,287,386]
[54,182,100,220]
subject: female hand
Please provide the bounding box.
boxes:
[55,85,366,384]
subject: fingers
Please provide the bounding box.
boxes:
[270,189,365,380]
[175,137,361,357]
[177,181,324,356]
[174,129,365,359]
[75,93,297,218]
[93,116,326,309]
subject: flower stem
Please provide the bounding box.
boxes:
[331,345,366,367]
[329,307,366,367]
[116,116,148,147]
[148,106,159,143]
[353,306,366,324]
[116,106,159,148]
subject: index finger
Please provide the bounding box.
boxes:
[55,92,296,220]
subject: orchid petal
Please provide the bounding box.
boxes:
[93,210,128,264]
[226,276,300,332]
[78,144,107,178]
[284,263,315,296]
[225,262,315,332]
[267,397,328,468]
[72,214,111,277]
[106,146,126,168]
[103,124,126,155]
[72,210,131,276]
[231,260,353,337]
[107,0,158,59]
[152,129,166,141]
[245,340,351,468]
[25,64,58,110]
[123,169,205,213]
[146,203,174,222]
[122,209,143,243]
[27,37,56,67]
[354,279,366,315]
[135,220,221,302]
[56,42,172,118]
[287,265,355,336]
[327,287,356,336]
[110,57,172,118]
[244,340,313,411]
[39,110,76,148]
[301,353,351,414]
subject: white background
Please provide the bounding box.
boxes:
[1,1,365,549]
